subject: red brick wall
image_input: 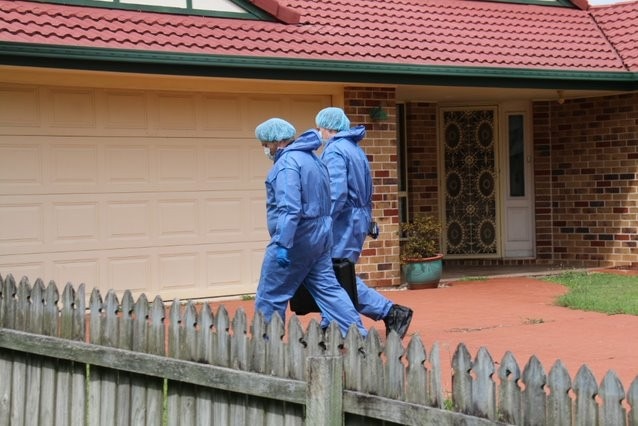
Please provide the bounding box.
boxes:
[344,87,401,287]
[345,90,637,282]
[533,92,638,268]
[404,102,439,217]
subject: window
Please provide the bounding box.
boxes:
[397,103,409,226]
[482,0,576,7]
[508,114,525,197]
[31,0,270,19]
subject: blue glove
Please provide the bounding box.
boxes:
[276,246,291,268]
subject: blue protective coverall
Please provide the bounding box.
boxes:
[255,129,367,337]
[320,125,393,321]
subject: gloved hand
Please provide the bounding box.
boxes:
[276,246,291,268]
[368,221,379,239]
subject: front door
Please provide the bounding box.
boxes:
[500,104,535,258]
[441,107,498,257]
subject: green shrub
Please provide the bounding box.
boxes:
[399,214,441,261]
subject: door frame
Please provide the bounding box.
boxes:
[498,101,536,259]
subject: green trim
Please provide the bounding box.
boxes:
[30,0,275,20]
[1,42,636,91]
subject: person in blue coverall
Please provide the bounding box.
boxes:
[316,107,414,338]
[253,117,368,338]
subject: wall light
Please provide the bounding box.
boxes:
[369,106,388,121]
[557,90,565,105]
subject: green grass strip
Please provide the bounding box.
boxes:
[544,271,638,316]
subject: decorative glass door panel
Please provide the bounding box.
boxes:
[442,108,497,256]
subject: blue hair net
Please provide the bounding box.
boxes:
[255,118,296,142]
[315,107,350,132]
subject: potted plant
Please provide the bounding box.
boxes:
[400,214,444,289]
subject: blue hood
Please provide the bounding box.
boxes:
[273,129,321,162]
[333,125,366,144]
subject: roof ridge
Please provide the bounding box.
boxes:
[249,0,300,24]
[588,7,633,72]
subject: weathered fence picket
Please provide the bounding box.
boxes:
[522,356,547,425]
[384,332,405,400]
[600,371,626,425]
[498,351,522,424]
[405,334,428,405]
[574,365,599,426]
[57,282,86,426]
[306,356,343,426]
[428,342,444,407]
[546,360,572,426]
[629,380,638,426]
[472,347,496,420]
[452,342,473,414]
[1,273,638,426]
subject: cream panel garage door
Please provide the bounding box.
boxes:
[0,85,331,301]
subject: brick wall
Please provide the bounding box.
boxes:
[404,102,439,217]
[346,90,637,283]
[344,86,401,287]
[533,92,638,268]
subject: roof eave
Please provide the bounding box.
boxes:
[1,42,636,92]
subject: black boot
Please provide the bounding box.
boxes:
[383,304,414,339]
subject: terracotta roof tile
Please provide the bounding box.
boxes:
[591,1,638,71]
[0,0,636,73]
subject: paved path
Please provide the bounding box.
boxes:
[207,273,638,394]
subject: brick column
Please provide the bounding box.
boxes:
[344,86,401,287]
[404,102,439,217]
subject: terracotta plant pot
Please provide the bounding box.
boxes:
[402,254,444,289]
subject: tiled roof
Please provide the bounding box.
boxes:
[591,1,638,71]
[0,0,636,74]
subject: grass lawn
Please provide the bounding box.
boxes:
[544,271,638,316]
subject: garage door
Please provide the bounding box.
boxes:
[0,84,331,301]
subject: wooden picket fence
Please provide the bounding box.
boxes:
[0,273,637,425]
